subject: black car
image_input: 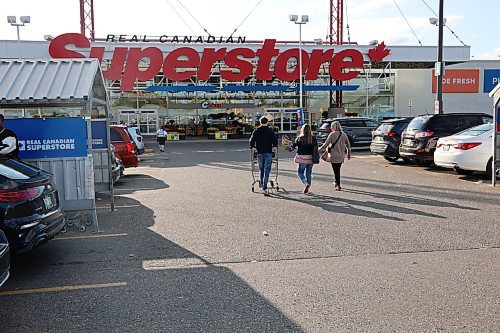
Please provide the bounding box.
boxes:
[399,113,493,166]
[111,144,124,184]
[370,117,413,162]
[0,229,9,288]
[317,117,380,146]
[0,158,65,254]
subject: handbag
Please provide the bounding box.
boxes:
[321,132,342,161]
[294,154,313,164]
[312,138,320,164]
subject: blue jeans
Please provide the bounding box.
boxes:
[297,163,313,185]
[258,153,273,189]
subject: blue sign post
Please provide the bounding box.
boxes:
[8,118,88,159]
[483,69,500,93]
[91,119,108,149]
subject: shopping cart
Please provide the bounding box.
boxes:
[251,147,280,193]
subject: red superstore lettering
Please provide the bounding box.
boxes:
[49,33,365,91]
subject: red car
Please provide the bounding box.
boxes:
[110,125,139,168]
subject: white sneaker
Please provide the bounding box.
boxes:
[260,188,267,194]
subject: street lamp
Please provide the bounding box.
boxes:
[7,15,30,41]
[429,0,445,114]
[289,14,308,126]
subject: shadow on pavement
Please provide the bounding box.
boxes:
[0,195,304,332]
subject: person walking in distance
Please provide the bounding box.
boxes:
[0,114,19,159]
[201,118,208,137]
[319,121,351,191]
[291,124,319,194]
[156,126,167,152]
[250,116,278,194]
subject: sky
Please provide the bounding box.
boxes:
[1,0,499,59]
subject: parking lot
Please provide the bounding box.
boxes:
[1,140,499,332]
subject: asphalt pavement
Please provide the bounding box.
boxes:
[0,139,498,332]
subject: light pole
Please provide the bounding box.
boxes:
[7,16,30,59]
[289,14,308,126]
[7,16,30,41]
[429,0,445,114]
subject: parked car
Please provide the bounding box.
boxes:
[110,144,124,184]
[127,127,145,155]
[110,125,139,168]
[399,113,493,166]
[434,123,499,177]
[317,117,380,146]
[0,230,10,288]
[370,117,413,162]
[0,158,65,254]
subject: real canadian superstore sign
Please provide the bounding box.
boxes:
[49,33,391,91]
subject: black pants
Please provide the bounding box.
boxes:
[331,163,342,186]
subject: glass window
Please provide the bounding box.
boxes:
[0,161,32,180]
[391,121,410,134]
[110,128,123,142]
[407,116,430,130]
[455,116,481,132]
[365,120,380,127]
[376,123,393,132]
[432,116,456,131]
[482,116,493,124]
[320,122,332,130]
[346,120,365,127]
[457,123,492,136]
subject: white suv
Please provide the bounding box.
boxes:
[127,127,145,155]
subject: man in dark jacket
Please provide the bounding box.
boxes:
[250,116,278,193]
[0,114,19,159]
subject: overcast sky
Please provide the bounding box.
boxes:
[1,0,499,59]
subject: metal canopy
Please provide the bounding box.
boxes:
[0,59,106,106]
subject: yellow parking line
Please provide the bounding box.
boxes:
[54,233,128,241]
[0,282,127,296]
[96,205,140,209]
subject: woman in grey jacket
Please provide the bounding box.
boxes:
[318,121,351,191]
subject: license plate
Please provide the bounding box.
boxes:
[43,195,54,210]
[375,136,383,141]
[404,139,413,145]
[442,145,450,151]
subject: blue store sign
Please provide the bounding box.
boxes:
[91,120,108,149]
[8,117,88,159]
[483,69,500,93]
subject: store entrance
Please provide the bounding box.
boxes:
[263,108,303,134]
[119,109,158,136]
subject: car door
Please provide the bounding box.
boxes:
[110,127,128,160]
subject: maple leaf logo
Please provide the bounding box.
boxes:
[368,42,391,62]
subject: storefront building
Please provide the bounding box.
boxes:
[2,33,497,136]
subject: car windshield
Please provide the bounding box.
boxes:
[320,122,332,130]
[456,123,493,136]
[376,124,393,132]
[407,116,430,130]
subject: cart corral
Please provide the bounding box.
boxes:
[0,59,115,231]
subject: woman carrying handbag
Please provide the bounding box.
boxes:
[292,124,320,194]
[318,121,351,191]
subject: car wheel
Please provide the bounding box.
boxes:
[454,168,474,176]
[383,155,399,162]
[485,158,498,179]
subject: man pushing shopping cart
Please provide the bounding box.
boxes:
[249,116,279,194]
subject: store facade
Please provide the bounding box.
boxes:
[2,33,488,136]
